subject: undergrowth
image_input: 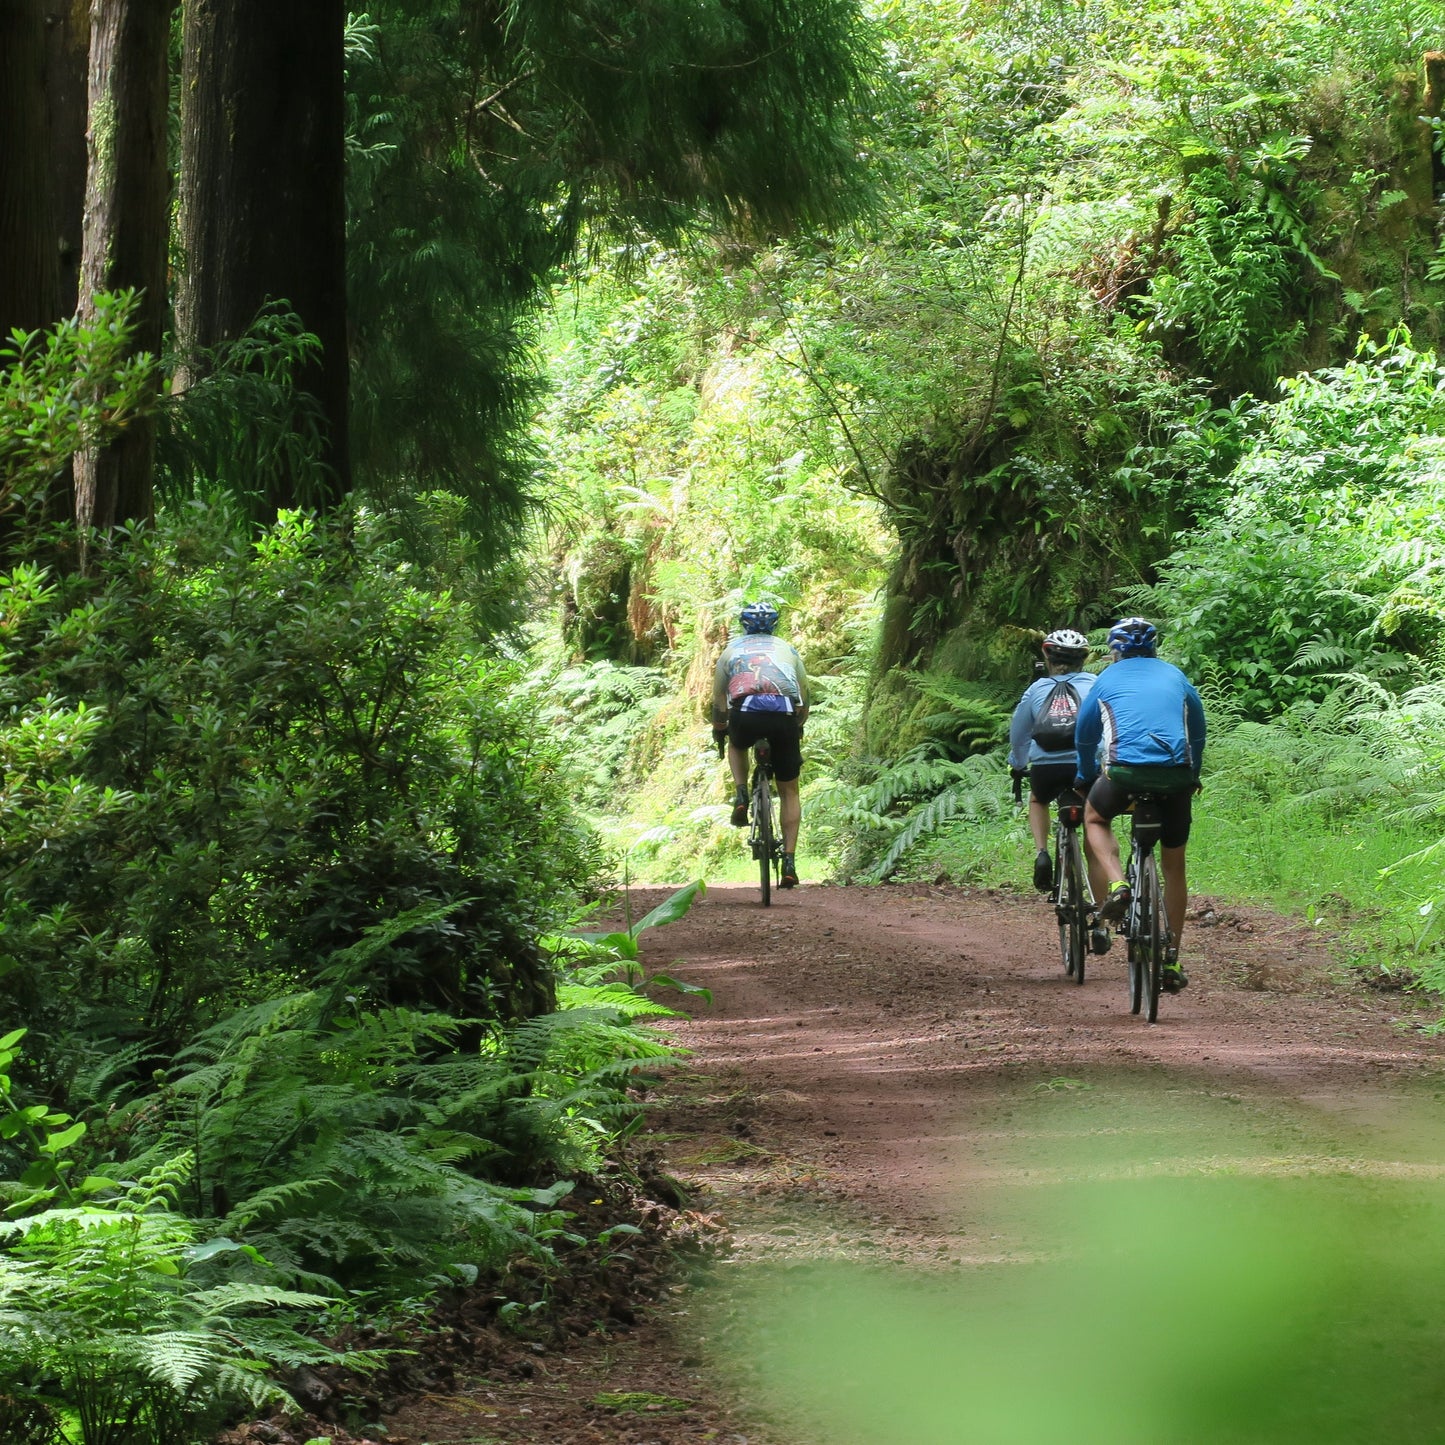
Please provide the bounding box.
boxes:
[0,885,708,1443]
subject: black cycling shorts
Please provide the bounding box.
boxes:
[1086,770,1194,849]
[727,704,803,783]
[1029,762,1077,806]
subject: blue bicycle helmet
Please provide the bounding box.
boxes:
[740,601,780,635]
[1107,616,1158,657]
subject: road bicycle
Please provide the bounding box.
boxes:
[716,730,784,906]
[1122,795,1172,1023]
[1013,772,1098,983]
[748,737,783,906]
[1050,787,1093,985]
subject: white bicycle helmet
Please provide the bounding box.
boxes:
[1042,628,1089,657]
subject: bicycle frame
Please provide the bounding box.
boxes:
[1051,789,1092,984]
[748,738,782,906]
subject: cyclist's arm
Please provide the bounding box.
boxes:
[710,652,730,731]
[1072,688,1103,785]
[1184,679,1206,777]
[1007,689,1034,772]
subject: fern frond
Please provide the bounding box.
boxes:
[869,753,1008,881]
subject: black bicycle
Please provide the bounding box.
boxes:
[1122,795,1172,1023]
[748,737,783,906]
[1050,788,1093,985]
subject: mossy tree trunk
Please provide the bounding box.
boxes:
[176,0,350,510]
[73,0,175,541]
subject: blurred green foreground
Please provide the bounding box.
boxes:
[722,1076,1445,1444]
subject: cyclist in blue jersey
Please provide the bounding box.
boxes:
[1073,618,1205,993]
[1008,629,1106,921]
[709,602,810,888]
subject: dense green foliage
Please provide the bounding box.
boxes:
[3,503,595,1075]
[17,0,1445,1435]
[0,302,702,1438]
[1147,334,1445,711]
[346,0,879,574]
[533,0,1445,970]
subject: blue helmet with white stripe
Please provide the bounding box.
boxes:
[740,602,780,635]
[1107,617,1158,657]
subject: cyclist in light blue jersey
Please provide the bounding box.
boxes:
[1073,617,1206,993]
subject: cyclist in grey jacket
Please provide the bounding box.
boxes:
[1009,629,1105,911]
[709,602,809,887]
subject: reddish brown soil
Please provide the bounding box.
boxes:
[379,881,1445,1444]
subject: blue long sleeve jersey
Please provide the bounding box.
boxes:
[1072,656,1206,785]
[1007,671,1097,771]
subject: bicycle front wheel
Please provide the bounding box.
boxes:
[1063,831,1087,986]
[755,774,774,907]
[1140,852,1164,1023]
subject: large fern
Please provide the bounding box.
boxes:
[867,752,1010,881]
[0,1157,376,1445]
[91,963,684,1294]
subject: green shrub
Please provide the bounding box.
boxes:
[0,293,156,537]
[2,501,596,1081]
[1148,335,1445,715]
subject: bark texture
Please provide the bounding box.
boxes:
[0,0,60,336]
[73,0,173,537]
[43,0,89,314]
[177,0,350,509]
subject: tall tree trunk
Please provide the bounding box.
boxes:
[176,0,350,511]
[0,0,60,338]
[73,0,174,541]
[43,0,90,315]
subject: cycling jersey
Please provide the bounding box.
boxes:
[1073,656,1205,786]
[711,633,808,726]
[1007,671,1096,771]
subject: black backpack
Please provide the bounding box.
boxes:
[1031,677,1081,752]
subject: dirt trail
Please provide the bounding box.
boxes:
[641,884,1445,1262]
[391,881,1445,1444]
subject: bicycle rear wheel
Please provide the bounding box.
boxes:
[1054,826,1085,983]
[1126,857,1144,1015]
[1141,852,1164,1023]
[1063,831,1087,986]
[754,770,774,907]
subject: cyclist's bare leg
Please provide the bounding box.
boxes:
[1082,834,1108,909]
[727,741,750,795]
[778,777,801,854]
[1161,844,1187,946]
[1027,795,1050,851]
[1084,801,1124,888]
